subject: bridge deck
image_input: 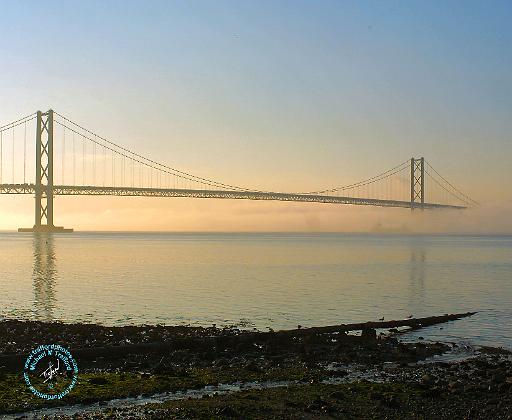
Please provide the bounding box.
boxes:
[0,184,466,210]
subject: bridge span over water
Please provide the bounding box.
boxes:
[0,110,476,232]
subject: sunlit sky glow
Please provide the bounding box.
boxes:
[1,1,511,232]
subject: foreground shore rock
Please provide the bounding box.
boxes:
[0,316,510,419]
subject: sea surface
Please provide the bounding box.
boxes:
[0,232,511,349]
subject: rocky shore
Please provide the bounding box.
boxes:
[0,315,511,419]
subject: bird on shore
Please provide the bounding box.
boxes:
[407,315,413,319]
[379,317,385,321]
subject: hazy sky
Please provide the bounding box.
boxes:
[1,1,511,232]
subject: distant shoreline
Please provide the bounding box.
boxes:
[2,230,512,236]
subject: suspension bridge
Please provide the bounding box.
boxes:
[0,110,477,232]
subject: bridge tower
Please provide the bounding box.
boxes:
[410,157,424,210]
[18,110,72,233]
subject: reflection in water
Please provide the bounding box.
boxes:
[0,232,505,348]
[408,246,426,308]
[32,234,57,321]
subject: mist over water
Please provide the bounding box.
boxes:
[1,232,511,349]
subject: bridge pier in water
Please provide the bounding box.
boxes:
[18,110,72,233]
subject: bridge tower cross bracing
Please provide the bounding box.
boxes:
[410,157,425,210]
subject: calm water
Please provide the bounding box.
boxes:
[0,232,511,349]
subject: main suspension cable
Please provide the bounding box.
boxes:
[425,161,478,205]
[306,160,410,195]
[0,113,36,133]
[54,112,262,193]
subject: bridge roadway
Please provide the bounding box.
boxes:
[0,183,466,210]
